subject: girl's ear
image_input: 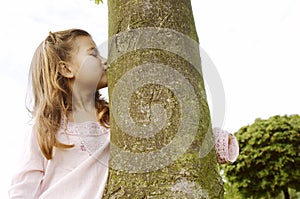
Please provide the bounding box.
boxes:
[58,61,74,78]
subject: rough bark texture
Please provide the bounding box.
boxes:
[103,0,224,198]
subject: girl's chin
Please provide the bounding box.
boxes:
[97,80,108,89]
[97,84,107,90]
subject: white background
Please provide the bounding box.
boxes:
[0,0,299,198]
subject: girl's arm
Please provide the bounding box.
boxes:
[9,126,46,199]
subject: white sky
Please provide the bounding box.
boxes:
[0,0,299,198]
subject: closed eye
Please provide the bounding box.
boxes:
[90,51,97,57]
[88,47,100,57]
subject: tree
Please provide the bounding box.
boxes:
[101,0,224,198]
[222,115,300,199]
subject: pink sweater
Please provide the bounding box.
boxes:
[9,121,110,199]
[9,122,238,199]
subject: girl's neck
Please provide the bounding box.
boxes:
[69,87,98,123]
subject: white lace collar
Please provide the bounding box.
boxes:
[60,120,109,136]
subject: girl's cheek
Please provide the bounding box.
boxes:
[76,56,104,84]
[80,57,102,72]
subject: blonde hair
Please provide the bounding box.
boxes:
[28,29,109,160]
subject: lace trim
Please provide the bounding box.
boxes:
[59,121,109,136]
[57,120,109,155]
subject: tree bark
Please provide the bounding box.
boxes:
[103,0,224,198]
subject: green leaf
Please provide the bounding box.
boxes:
[94,0,103,4]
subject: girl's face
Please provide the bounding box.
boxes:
[70,36,107,90]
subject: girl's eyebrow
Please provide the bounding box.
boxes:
[87,46,100,54]
[87,46,96,52]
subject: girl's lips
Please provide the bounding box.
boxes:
[104,64,109,70]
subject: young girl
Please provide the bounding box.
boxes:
[9,29,110,198]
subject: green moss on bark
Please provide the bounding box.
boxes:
[103,0,224,198]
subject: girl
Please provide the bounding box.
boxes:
[9,29,110,198]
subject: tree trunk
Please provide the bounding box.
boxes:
[103,0,224,198]
[283,187,290,199]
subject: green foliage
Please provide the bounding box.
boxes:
[222,114,300,198]
[94,0,103,4]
